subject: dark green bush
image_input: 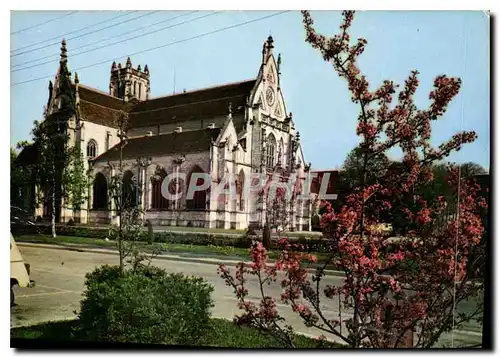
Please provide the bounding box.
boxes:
[76,264,214,345]
[12,223,332,254]
[293,236,332,253]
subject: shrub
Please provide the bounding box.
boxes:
[207,244,235,256]
[76,265,214,345]
[293,236,332,253]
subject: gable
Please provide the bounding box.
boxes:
[215,115,238,148]
[250,54,287,121]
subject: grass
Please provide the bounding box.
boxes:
[11,319,345,348]
[15,235,331,263]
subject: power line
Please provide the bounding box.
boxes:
[12,11,197,69]
[11,11,290,87]
[11,11,137,54]
[11,11,77,35]
[12,11,209,72]
[76,10,199,51]
[13,11,218,73]
[11,11,160,58]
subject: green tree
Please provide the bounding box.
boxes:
[18,44,87,238]
[334,145,391,211]
[11,148,22,208]
[460,162,487,178]
[342,145,391,187]
[62,146,89,214]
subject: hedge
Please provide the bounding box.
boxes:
[11,224,334,252]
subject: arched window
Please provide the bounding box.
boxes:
[134,81,137,96]
[151,169,169,210]
[266,133,276,169]
[139,83,142,100]
[186,165,207,211]
[87,139,97,158]
[237,170,245,211]
[93,172,108,210]
[122,170,138,209]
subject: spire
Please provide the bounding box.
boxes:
[47,80,53,109]
[126,57,132,68]
[227,102,233,119]
[60,38,67,64]
[144,64,149,74]
[74,72,79,84]
[137,64,142,71]
[262,41,268,64]
[266,35,274,51]
[262,35,275,64]
[111,61,117,71]
[277,53,282,74]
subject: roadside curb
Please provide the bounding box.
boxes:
[16,242,346,278]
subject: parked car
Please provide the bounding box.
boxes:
[10,233,35,306]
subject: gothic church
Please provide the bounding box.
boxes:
[30,36,313,230]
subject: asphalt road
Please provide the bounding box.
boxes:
[11,245,482,347]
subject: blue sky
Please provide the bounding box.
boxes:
[10,10,490,170]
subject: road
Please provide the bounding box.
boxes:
[11,245,482,347]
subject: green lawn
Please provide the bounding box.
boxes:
[11,319,345,348]
[15,235,331,263]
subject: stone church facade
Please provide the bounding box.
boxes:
[34,37,313,231]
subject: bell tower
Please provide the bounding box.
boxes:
[109,57,150,101]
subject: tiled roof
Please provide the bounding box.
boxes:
[128,80,255,128]
[79,100,123,128]
[77,85,126,128]
[76,79,255,131]
[93,128,221,162]
[78,85,125,110]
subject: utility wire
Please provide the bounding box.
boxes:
[11,11,136,54]
[11,11,77,35]
[12,11,290,87]
[12,11,197,68]
[450,15,468,349]
[12,11,213,73]
[11,11,159,58]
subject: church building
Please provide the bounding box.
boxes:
[29,36,313,231]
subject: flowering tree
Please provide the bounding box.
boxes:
[105,110,163,274]
[257,174,291,248]
[219,11,486,348]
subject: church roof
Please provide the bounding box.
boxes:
[77,85,125,128]
[92,128,221,162]
[129,79,254,128]
[76,79,255,130]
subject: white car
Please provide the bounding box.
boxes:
[10,234,35,306]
